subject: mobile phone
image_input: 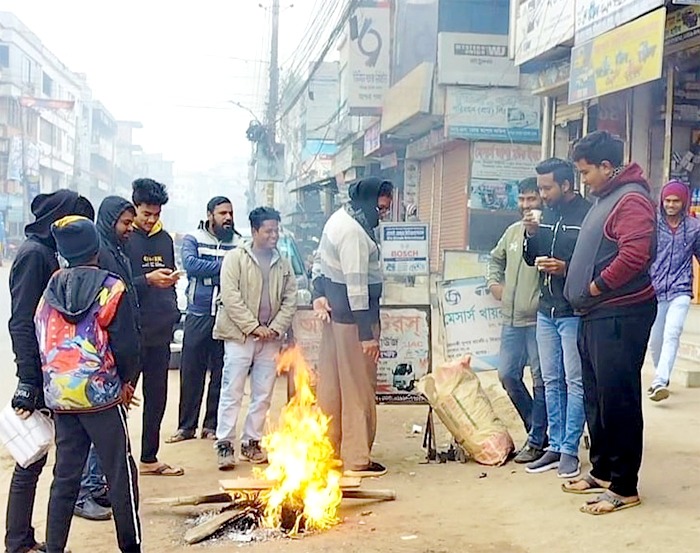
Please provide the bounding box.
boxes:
[171,269,185,278]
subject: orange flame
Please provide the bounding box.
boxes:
[255,346,342,532]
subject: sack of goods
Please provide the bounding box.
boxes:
[0,403,54,468]
[418,356,514,466]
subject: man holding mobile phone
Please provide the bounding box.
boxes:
[125,178,183,477]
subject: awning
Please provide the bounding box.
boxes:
[290,176,337,194]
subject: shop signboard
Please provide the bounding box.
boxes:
[445,87,541,143]
[363,121,381,156]
[437,32,519,87]
[470,143,541,211]
[379,222,430,276]
[438,277,502,371]
[514,0,575,66]
[403,160,419,203]
[575,1,665,44]
[666,5,700,46]
[568,8,666,104]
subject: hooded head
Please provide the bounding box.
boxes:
[52,216,100,267]
[347,177,394,232]
[25,190,95,247]
[661,180,689,219]
[97,196,136,247]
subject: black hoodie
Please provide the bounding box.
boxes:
[9,190,95,386]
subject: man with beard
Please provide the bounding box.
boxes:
[168,197,240,443]
[313,177,393,478]
[7,190,93,553]
[487,177,547,464]
[74,196,141,521]
[523,158,591,479]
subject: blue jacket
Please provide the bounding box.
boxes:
[650,214,700,302]
[182,224,239,316]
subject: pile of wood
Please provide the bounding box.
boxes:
[145,477,396,545]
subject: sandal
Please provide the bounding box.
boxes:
[140,463,185,476]
[580,490,641,515]
[165,430,195,444]
[562,473,610,495]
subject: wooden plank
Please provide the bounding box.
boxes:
[184,508,245,545]
[342,489,396,501]
[219,476,361,491]
[144,492,233,507]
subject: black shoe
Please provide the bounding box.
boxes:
[92,488,111,509]
[514,444,545,464]
[343,461,387,478]
[217,441,236,471]
[74,497,112,521]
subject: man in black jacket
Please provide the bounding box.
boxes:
[522,158,591,479]
[125,178,183,476]
[7,189,94,553]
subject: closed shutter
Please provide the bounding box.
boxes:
[554,92,585,126]
[438,142,469,271]
[417,157,441,273]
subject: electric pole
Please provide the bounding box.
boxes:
[265,0,280,207]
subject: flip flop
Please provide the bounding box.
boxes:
[140,463,185,477]
[562,473,609,495]
[580,490,641,515]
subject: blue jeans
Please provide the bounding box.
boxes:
[498,324,547,449]
[77,445,107,505]
[649,295,691,387]
[537,313,585,458]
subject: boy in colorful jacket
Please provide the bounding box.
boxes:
[35,216,142,553]
[647,181,700,401]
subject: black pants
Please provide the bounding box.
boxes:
[578,302,656,498]
[47,405,141,553]
[139,342,171,463]
[5,455,47,553]
[178,314,223,433]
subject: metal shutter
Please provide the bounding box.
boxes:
[438,142,469,270]
[554,93,585,126]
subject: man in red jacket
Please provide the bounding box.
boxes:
[563,131,657,515]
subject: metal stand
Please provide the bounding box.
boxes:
[421,407,437,462]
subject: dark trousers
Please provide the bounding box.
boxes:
[178,314,223,433]
[47,405,141,553]
[140,342,171,463]
[578,302,656,498]
[5,455,47,553]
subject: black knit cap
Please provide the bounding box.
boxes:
[51,216,100,267]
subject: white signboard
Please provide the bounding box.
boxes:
[515,0,575,65]
[438,32,520,87]
[445,87,541,143]
[403,160,420,203]
[575,1,665,44]
[347,3,391,115]
[380,222,430,276]
[438,277,502,371]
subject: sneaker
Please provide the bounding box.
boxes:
[649,385,670,402]
[201,428,217,440]
[557,453,581,478]
[343,461,387,478]
[74,497,112,521]
[92,487,111,509]
[514,444,545,464]
[525,451,560,474]
[217,441,236,471]
[240,440,268,464]
[165,429,195,444]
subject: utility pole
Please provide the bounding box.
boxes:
[265,0,280,207]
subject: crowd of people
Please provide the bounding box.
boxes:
[5,174,393,552]
[488,130,700,516]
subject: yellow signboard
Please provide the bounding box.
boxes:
[666,6,700,46]
[569,8,666,104]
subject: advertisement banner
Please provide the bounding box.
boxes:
[346,1,391,115]
[470,143,541,211]
[568,8,666,104]
[515,0,575,65]
[666,5,700,46]
[437,32,519,87]
[575,1,664,44]
[292,306,431,404]
[438,277,502,370]
[363,121,381,156]
[379,222,430,276]
[445,87,541,143]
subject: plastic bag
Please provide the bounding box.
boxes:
[0,403,54,468]
[418,356,514,466]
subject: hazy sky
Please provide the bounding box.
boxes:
[4,0,333,173]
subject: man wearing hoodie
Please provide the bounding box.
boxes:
[7,190,94,553]
[564,131,657,515]
[523,158,591,479]
[168,197,240,443]
[36,216,141,553]
[487,177,547,464]
[647,181,700,402]
[213,206,297,469]
[313,177,393,478]
[124,179,183,476]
